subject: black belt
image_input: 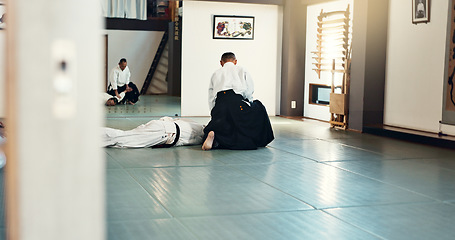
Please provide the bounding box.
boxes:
[153,123,180,148]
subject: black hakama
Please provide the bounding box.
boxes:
[203,89,274,150]
[107,82,140,104]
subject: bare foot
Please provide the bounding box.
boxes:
[127,101,135,105]
[202,131,215,151]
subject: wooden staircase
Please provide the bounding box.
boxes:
[140,29,169,95]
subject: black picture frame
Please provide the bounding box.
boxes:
[213,15,255,40]
[412,0,430,24]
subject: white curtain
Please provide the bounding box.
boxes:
[100,0,108,18]
[102,0,147,20]
[134,0,147,20]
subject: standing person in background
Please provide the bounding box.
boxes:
[107,58,140,104]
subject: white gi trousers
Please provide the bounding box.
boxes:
[102,117,204,148]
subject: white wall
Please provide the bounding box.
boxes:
[304,0,353,121]
[1,30,164,115]
[384,0,454,134]
[181,1,282,116]
[0,31,5,118]
[106,30,164,89]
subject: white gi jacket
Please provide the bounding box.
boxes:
[102,117,204,148]
[208,62,254,111]
[109,65,131,91]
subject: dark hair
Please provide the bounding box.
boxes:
[221,52,236,62]
[119,58,127,64]
[105,97,119,106]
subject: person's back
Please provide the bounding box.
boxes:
[203,52,274,150]
[208,53,254,110]
[211,62,248,95]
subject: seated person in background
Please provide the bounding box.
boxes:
[102,88,131,106]
[107,58,140,105]
[202,52,274,151]
[103,117,204,148]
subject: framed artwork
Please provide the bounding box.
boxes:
[412,0,430,24]
[0,2,5,30]
[443,0,455,115]
[442,0,455,125]
[213,15,254,40]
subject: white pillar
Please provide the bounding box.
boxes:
[5,0,105,239]
[0,13,5,118]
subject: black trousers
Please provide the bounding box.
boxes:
[203,89,274,150]
[107,82,140,103]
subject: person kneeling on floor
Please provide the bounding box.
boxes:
[107,58,140,105]
[202,52,274,151]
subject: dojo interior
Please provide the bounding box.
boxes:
[1,0,455,239]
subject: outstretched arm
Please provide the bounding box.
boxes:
[109,70,121,98]
[126,68,131,85]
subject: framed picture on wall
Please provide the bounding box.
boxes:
[213,15,254,40]
[412,0,430,24]
[0,1,5,30]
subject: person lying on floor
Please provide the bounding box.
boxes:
[202,52,274,151]
[102,88,131,106]
[102,117,204,148]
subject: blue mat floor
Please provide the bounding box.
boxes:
[104,116,455,240]
[0,113,453,239]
